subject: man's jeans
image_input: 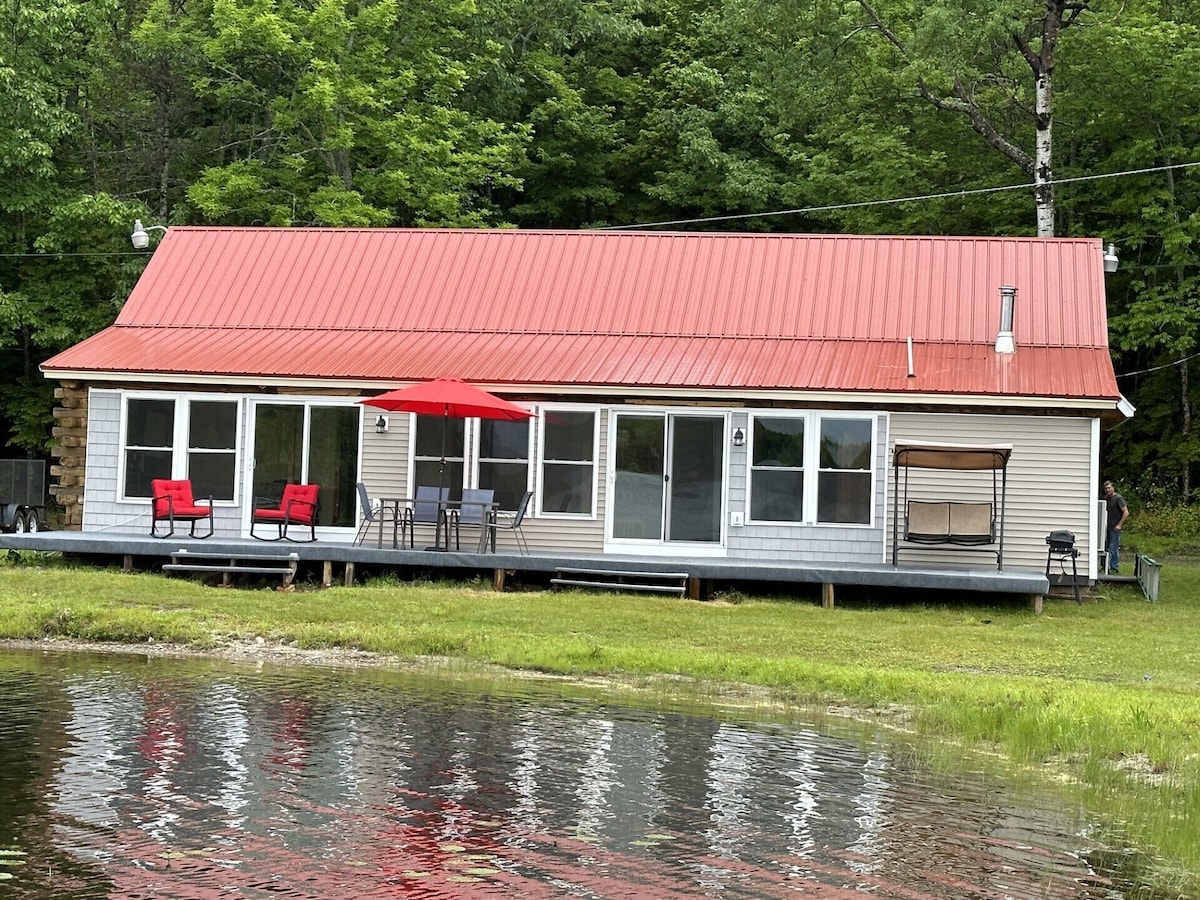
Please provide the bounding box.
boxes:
[1106,527,1122,572]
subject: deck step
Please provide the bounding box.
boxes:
[164,550,299,585]
[162,563,297,575]
[552,567,689,595]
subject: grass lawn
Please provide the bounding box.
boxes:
[1,549,1198,894]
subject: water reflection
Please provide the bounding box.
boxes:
[0,648,1137,898]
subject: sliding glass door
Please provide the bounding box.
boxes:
[609,412,725,547]
[249,402,360,529]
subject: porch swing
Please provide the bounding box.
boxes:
[891,441,1013,570]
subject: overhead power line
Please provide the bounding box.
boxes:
[1118,349,1200,379]
[602,161,1200,231]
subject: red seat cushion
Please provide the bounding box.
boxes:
[151,479,208,519]
[255,484,319,524]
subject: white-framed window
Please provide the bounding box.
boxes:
[477,418,531,510]
[121,395,239,501]
[539,408,598,517]
[816,416,873,525]
[412,414,467,500]
[749,416,805,522]
[747,412,875,526]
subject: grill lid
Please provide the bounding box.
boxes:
[1046,530,1076,549]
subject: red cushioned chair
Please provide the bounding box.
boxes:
[150,479,215,539]
[251,483,320,542]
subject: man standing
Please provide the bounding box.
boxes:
[1104,480,1130,574]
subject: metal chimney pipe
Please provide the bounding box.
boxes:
[995,285,1016,354]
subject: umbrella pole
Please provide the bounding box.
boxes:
[428,410,450,551]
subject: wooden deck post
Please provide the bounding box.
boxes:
[344,562,355,587]
[687,576,701,600]
[123,554,133,573]
[493,567,506,592]
[322,559,333,588]
[1031,593,1044,615]
[822,583,835,609]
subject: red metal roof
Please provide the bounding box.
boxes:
[44,228,1120,402]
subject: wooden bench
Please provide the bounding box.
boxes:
[163,549,299,586]
[552,567,689,595]
[904,500,994,545]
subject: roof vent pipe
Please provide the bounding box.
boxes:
[995,285,1016,354]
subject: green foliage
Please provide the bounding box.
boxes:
[183,0,529,226]
[0,0,1198,478]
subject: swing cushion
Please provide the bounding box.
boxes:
[905,501,994,545]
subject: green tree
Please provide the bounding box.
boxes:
[832,0,1100,236]
[1061,6,1200,500]
[183,0,528,227]
[471,0,648,227]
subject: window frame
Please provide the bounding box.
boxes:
[472,415,534,511]
[118,393,242,504]
[814,413,876,526]
[536,405,600,519]
[746,411,876,528]
[747,413,806,524]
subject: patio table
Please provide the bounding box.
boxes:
[376,497,495,552]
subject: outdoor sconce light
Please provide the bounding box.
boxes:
[1103,242,1119,273]
[732,427,745,448]
[375,415,389,434]
[131,219,168,249]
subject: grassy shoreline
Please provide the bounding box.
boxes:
[2,553,1198,894]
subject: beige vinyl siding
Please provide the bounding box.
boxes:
[519,409,606,553]
[359,412,410,501]
[889,412,1095,572]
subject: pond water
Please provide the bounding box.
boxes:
[0,647,1143,898]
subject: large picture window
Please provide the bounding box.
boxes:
[540,410,596,515]
[748,413,874,526]
[122,396,239,500]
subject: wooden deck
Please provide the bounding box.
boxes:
[1,529,1052,608]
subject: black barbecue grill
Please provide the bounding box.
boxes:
[1045,530,1081,603]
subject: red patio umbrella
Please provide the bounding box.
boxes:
[359,377,534,506]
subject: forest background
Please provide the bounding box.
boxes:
[2,0,1199,511]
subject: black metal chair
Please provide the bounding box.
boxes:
[354,483,404,547]
[405,485,449,548]
[484,490,532,554]
[450,488,494,551]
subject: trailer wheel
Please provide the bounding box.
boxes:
[23,509,41,533]
[13,510,28,534]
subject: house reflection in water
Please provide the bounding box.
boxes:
[15,655,1116,898]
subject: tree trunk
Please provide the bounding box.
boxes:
[1033,64,1054,237]
[1182,360,1191,501]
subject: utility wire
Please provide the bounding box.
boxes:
[602,160,1200,231]
[0,251,142,258]
[1118,349,1200,378]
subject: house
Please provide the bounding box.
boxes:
[41,228,1130,580]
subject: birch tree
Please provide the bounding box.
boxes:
[851,0,1097,236]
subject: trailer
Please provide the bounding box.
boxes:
[0,459,48,533]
